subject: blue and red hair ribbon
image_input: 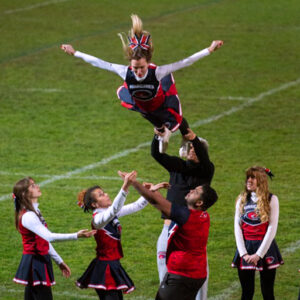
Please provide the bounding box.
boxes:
[265,168,274,180]
[128,34,151,51]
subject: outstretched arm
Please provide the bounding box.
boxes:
[22,213,95,242]
[151,134,187,172]
[156,40,223,80]
[119,171,171,217]
[93,171,137,228]
[60,44,128,80]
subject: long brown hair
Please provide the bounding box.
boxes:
[118,14,154,62]
[239,166,271,222]
[13,177,37,229]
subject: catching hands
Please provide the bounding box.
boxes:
[59,262,71,278]
[77,229,97,238]
[184,128,197,141]
[61,44,75,55]
[118,170,137,192]
[143,182,170,192]
[208,40,224,53]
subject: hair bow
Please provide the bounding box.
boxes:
[77,200,84,209]
[128,34,150,51]
[265,168,274,180]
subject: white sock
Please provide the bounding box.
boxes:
[157,224,169,283]
[195,259,209,300]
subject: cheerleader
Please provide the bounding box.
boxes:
[61,14,223,153]
[13,177,95,300]
[232,166,283,300]
[76,171,153,300]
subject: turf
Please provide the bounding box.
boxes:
[0,0,299,299]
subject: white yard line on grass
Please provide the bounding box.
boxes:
[207,239,300,300]
[3,0,73,15]
[1,239,299,300]
[1,77,300,202]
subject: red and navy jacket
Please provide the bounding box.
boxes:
[166,204,210,279]
[18,210,49,255]
[241,193,272,240]
[92,215,123,261]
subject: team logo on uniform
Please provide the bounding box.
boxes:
[266,256,274,265]
[132,89,154,101]
[247,211,259,221]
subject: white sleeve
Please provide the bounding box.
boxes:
[48,243,63,265]
[22,212,78,242]
[234,197,248,257]
[92,189,128,229]
[256,195,279,258]
[74,51,128,80]
[117,196,148,218]
[155,48,210,81]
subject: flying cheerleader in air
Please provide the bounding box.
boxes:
[61,14,223,153]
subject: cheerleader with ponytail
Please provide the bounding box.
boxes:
[13,177,95,300]
[232,166,283,300]
[61,14,223,153]
[75,171,151,300]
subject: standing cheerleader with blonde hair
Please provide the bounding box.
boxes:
[232,166,283,300]
[61,14,223,153]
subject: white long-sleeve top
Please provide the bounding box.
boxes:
[74,48,210,82]
[234,193,279,258]
[22,203,78,265]
[92,188,148,229]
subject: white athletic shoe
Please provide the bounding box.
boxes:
[158,128,172,153]
[179,138,189,158]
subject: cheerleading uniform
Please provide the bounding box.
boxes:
[156,204,209,300]
[76,189,147,298]
[13,203,78,299]
[232,192,283,300]
[74,48,210,131]
[232,192,283,270]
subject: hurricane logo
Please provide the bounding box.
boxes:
[247,211,259,220]
[266,256,274,265]
[132,89,153,101]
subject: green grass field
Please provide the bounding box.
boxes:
[1,0,300,299]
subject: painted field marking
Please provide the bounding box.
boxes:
[1,239,299,300]
[3,0,73,15]
[1,77,300,202]
[208,239,300,300]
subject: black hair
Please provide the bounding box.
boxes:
[200,184,218,211]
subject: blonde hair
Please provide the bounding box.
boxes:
[239,166,271,223]
[118,14,153,62]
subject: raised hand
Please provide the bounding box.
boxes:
[184,128,197,141]
[118,170,137,192]
[208,40,224,53]
[143,182,170,192]
[61,44,75,55]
